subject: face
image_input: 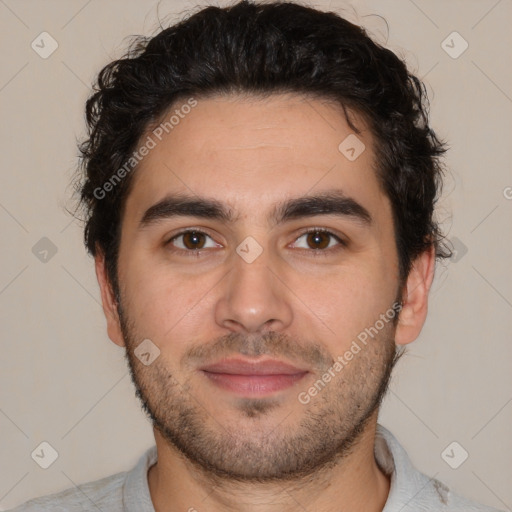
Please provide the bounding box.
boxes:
[97,93,429,482]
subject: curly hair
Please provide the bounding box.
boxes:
[76,0,450,296]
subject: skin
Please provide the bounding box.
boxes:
[95,93,435,511]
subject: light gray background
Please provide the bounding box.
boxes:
[0,0,511,510]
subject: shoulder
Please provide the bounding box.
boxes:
[5,471,126,512]
[6,445,157,512]
[376,424,505,512]
[418,476,504,512]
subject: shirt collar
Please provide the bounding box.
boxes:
[376,424,449,511]
[123,424,441,512]
[123,444,157,512]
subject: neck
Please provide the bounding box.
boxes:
[147,415,390,512]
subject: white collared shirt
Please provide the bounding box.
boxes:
[7,424,503,511]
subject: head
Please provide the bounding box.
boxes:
[76,0,449,482]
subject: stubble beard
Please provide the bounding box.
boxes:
[119,302,402,483]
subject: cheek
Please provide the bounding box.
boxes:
[119,254,218,341]
[291,263,396,348]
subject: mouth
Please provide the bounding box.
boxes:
[199,358,310,396]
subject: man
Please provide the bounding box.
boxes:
[8,0,503,510]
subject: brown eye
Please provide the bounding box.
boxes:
[291,229,345,255]
[306,231,331,249]
[182,231,206,250]
[167,230,219,252]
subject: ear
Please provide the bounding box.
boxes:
[395,245,436,346]
[94,247,126,347]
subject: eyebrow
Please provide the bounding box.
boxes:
[138,189,372,229]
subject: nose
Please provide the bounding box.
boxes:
[214,249,293,334]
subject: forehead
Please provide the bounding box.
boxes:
[123,93,388,223]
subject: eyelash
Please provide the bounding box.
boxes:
[164,228,346,258]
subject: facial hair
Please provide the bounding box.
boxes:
[118,300,403,484]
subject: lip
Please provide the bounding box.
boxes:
[200,358,308,375]
[200,358,309,396]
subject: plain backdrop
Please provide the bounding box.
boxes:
[0,0,511,509]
